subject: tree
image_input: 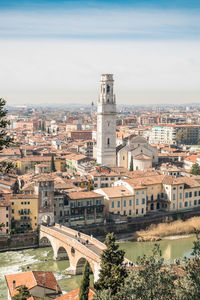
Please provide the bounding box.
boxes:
[79,261,90,300]
[0,98,13,173]
[191,163,200,175]
[13,285,31,300]
[95,244,177,300]
[94,233,127,295]
[50,155,56,172]
[129,156,133,171]
[177,234,200,300]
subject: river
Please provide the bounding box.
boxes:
[0,235,196,299]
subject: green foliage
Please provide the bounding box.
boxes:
[13,285,31,300]
[177,234,200,300]
[79,261,90,300]
[129,156,133,171]
[122,244,177,300]
[94,233,127,295]
[50,155,56,172]
[0,98,13,173]
[190,163,200,175]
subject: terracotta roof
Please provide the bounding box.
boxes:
[163,176,200,188]
[134,154,152,160]
[96,186,133,198]
[67,191,104,200]
[5,271,62,298]
[57,287,95,300]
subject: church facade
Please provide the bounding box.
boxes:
[117,135,158,170]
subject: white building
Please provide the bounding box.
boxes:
[94,74,117,167]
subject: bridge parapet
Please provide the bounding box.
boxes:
[54,223,106,251]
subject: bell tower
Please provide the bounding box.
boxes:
[96,74,116,167]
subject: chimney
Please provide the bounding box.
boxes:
[13,280,16,290]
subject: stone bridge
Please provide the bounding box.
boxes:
[39,224,132,281]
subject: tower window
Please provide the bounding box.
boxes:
[107,138,110,145]
[107,85,110,93]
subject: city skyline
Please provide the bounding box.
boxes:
[1,0,200,105]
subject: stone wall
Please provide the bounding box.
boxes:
[0,232,38,251]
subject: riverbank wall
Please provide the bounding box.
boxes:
[74,208,200,240]
[0,232,38,252]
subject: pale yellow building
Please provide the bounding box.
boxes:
[10,195,38,231]
[94,186,135,218]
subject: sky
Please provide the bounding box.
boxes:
[0,0,200,106]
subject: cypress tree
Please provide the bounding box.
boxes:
[79,261,90,300]
[50,155,56,172]
[129,156,133,171]
[94,232,127,295]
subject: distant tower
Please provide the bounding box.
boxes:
[96,74,116,167]
[91,101,94,117]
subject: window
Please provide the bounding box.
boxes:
[194,191,197,197]
[194,200,197,206]
[189,200,192,207]
[136,199,139,205]
[141,208,144,214]
[136,209,138,215]
[180,193,182,199]
[123,200,126,207]
[12,202,14,205]
[12,209,14,213]
[124,210,126,216]
[173,194,176,201]
[6,214,8,218]
[6,222,8,227]
[185,192,188,198]
[107,138,110,145]
[60,211,62,217]
[184,201,188,207]
[142,191,144,194]
[173,203,175,209]
[179,202,182,208]
[6,206,8,211]
[142,198,145,205]
[173,187,176,190]
[189,192,192,198]
[129,210,131,215]
[111,202,114,208]
[129,199,132,206]
[117,201,120,208]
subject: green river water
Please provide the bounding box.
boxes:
[0,235,196,300]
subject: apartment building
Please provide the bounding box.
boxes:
[10,194,38,231]
[0,195,11,235]
[67,191,104,226]
[90,171,122,189]
[94,186,135,219]
[163,176,200,212]
[150,124,200,145]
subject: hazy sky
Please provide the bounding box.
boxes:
[1,0,200,106]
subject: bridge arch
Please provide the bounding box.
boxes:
[57,246,70,261]
[76,257,94,275]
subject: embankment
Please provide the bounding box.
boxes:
[136,216,200,242]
